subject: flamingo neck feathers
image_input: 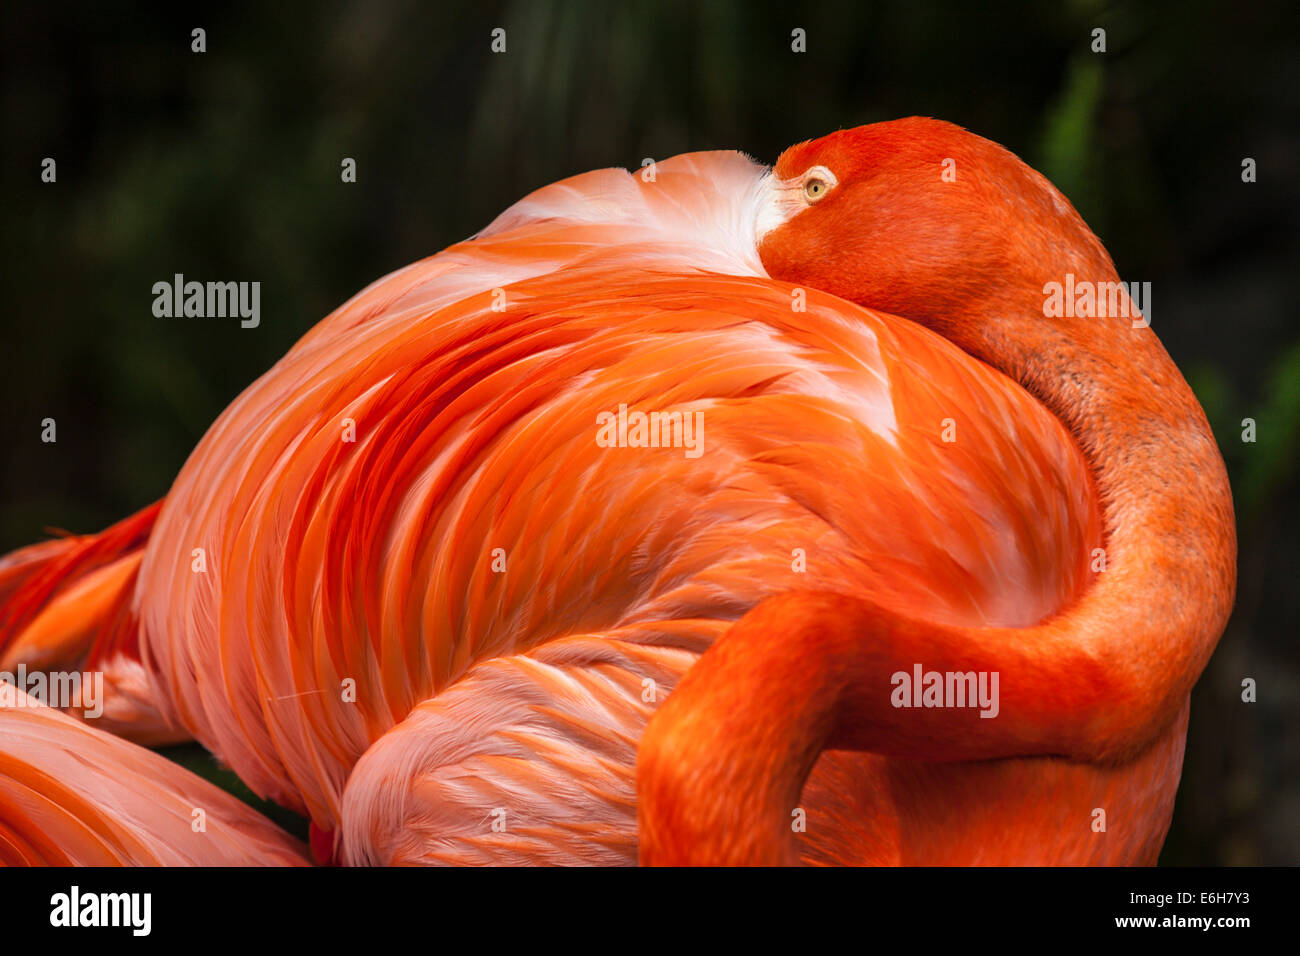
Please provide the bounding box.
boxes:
[637,120,1236,865]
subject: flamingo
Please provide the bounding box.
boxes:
[0,117,1234,866]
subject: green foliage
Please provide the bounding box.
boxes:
[1036,57,1104,227]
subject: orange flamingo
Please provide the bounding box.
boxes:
[0,117,1234,866]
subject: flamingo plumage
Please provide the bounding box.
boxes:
[0,117,1234,866]
[0,685,309,865]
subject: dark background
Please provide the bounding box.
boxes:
[1,0,1295,864]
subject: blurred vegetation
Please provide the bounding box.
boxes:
[1,0,1296,864]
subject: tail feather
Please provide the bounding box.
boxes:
[0,502,160,661]
[0,502,184,744]
[0,685,311,865]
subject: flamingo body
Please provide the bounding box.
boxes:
[0,120,1234,865]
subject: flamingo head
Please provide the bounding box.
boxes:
[756,117,1118,369]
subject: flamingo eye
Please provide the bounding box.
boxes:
[804,178,829,202]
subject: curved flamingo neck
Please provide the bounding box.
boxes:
[638,261,1236,866]
[968,273,1236,664]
